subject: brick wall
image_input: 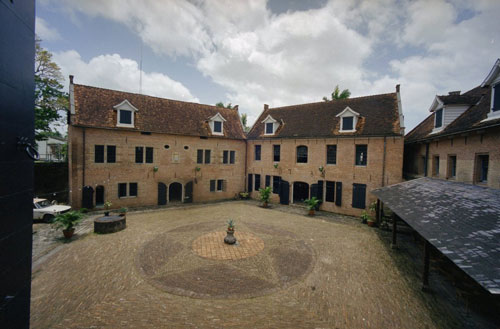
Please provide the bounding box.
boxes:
[403,126,500,189]
[246,136,404,216]
[69,126,246,209]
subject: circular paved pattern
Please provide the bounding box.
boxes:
[137,222,315,299]
[192,231,265,260]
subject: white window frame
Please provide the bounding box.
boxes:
[480,59,500,122]
[209,112,226,136]
[261,115,279,135]
[114,99,139,128]
[336,107,359,132]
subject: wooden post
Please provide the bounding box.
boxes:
[391,213,397,249]
[422,240,431,291]
[375,199,381,224]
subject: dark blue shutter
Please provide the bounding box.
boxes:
[265,175,271,187]
[273,176,281,194]
[230,151,235,164]
[317,180,324,201]
[325,181,335,202]
[279,180,289,205]
[352,183,366,209]
[205,149,211,164]
[223,150,229,164]
[255,174,261,190]
[248,174,253,192]
[129,183,138,196]
[335,182,342,206]
[210,180,216,192]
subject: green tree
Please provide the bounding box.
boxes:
[323,85,351,101]
[35,37,68,141]
[215,101,233,109]
[240,113,250,132]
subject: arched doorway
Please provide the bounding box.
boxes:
[293,181,309,203]
[169,182,182,202]
[82,186,94,209]
[95,185,104,206]
[158,183,167,205]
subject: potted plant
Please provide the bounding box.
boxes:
[273,163,279,169]
[367,218,376,227]
[224,219,237,244]
[259,186,272,208]
[239,192,249,200]
[103,201,112,216]
[53,210,83,239]
[304,197,320,216]
[361,210,370,224]
[118,207,127,216]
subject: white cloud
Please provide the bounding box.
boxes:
[53,50,199,102]
[35,17,61,41]
[45,0,500,131]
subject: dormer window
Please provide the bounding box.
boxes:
[209,113,226,135]
[435,109,443,128]
[493,84,499,112]
[266,122,273,134]
[481,59,500,121]
[214,120,222,133]
[342,117,353,130]
[262,115,279,135]
[336,107,359,132]
[114,99,139,128]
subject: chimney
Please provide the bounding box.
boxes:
[69,75,74,84]
[448,90,460,95]
[396,84,400,93]
[233,105,238,111]
[264,104,269,110]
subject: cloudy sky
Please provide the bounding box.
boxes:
[37,0,500,131]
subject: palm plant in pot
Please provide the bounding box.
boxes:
[304,197,320,216]
[103,201,112,216]
[259,186,272,208]
[53,210,83,239]
[224,219,237,244]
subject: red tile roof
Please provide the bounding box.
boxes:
[71,84,246,139]
[247,92,402,139]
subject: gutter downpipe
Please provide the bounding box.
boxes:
[82,127,86,187]
[382,136,387,187]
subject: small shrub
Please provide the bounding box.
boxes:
[79,208,88,213]
[227,219,235,231]
[304,197,319,211]
[361,210,371,224]
[259,186,272,204]
[53,211,83,231]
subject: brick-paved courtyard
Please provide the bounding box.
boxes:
[31,202,465,328]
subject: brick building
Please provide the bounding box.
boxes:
[68,77,246,209]
[69,77,404,216]
[246,87,404,216]
[404,59,500,189]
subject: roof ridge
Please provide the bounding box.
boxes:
[267,92,397,111]
[73,83,232,112]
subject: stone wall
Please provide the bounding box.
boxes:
[246,136,404,216]
[403,126,500,189]
[69,126,246,209]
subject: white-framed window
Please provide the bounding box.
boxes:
[480,59,500,122]
[209,113,226,135]
[261,115,279,135]
[434,108,443,128]
[336,107,359,132]
[113,99,139,128]
[118,182,138,198]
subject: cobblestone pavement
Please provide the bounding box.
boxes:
[192,231,265,260]
[31,201,471,328]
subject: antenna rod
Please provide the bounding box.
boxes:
[139,41,143,94]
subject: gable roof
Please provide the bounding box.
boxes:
[71,84,246,139]
[247,92,401,139]
[406,86,499,143]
